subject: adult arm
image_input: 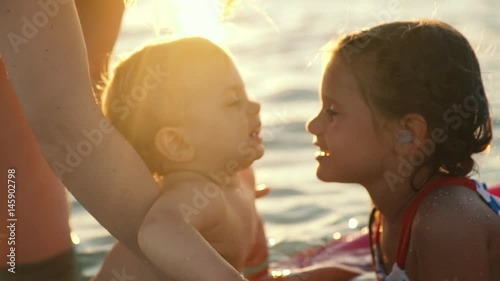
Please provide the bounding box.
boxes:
[75,0,124,94]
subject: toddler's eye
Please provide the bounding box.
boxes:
[226,92,242,106]
[324,104,338,117]
[229,99,243,106]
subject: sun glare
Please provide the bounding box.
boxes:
[70,232,81,245]
[158,0,231,43]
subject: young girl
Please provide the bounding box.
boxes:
[307,20,500,280]
[95,37,268,281]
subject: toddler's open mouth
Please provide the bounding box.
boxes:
[249,124,262,141]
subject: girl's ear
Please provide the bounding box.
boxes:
[394,113,428,155]
[154,127,195,162]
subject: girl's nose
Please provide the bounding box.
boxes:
[306,115,321,134]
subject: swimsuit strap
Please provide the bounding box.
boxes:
[396,176,476,269]
[369,207,387,280]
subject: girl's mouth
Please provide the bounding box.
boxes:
[315,150,330,157]
[315,150,331,157]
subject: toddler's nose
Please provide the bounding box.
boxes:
[247,100,260,115]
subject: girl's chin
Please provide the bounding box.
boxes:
[316,171,336,182]
[315,165,344,183]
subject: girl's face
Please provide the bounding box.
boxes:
[307,56,394,185]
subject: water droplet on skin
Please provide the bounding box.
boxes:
[468,198,473,202]
[426,226,431,230]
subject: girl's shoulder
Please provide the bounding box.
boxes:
[412,184,496,236]
[406,184,499,279]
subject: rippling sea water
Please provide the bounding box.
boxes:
[71,1,500,280]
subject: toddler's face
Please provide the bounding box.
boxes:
[181,55,264,174]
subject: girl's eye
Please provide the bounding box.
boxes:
[324,104,338,117]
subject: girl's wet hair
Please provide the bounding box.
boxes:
[101,37,230,176]
[331,20,492,184]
